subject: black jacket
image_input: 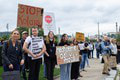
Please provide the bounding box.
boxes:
[1,39,24,66]
[44,40,57,62]
[59,41,69,46]
[82,42,89,53]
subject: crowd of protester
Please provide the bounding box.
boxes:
[1,27,120,80]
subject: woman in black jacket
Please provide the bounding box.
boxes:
[44,31,57,80]
[2,29,24,71]
[71,39,81,80]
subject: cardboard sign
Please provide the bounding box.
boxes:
[17,4,44,28]
[31,37,43,60]
[109,56,117,68]
[76,32,85,42]
[43,12,56,35]
[56,46,80,64]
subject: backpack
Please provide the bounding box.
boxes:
[98,43,102,53]
[6,40,21,49]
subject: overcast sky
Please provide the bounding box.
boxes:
[0,0,120,36]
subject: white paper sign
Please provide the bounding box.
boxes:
[31,37,43,60]
[43,12,56,35]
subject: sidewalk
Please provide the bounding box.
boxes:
[55,58,111,80]
[80,59,108,80]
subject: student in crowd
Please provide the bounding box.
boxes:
[101,36,111,75]
[2,29,24,72]
[78,41,84,77]
[20,31,28,80]
[117,42,120,64]
[80,41,89,71]
[59,34,71,80]
[44,31,57,80]
[110,38,117,70]
[23,27,46,80]
[71,39,81,80]
[95,39,102,59]
[89,41,94,58]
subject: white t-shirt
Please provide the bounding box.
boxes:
[25,35,44,60]
[78,43,84,50]
[111,43,117,54]
[89,44,93,50]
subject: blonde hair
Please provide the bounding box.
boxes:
[46,31,55,44]
[10,29,20,39]
[110,38,116,43]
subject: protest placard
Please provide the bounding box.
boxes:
[17,4,43,28]
[56,46,80,64]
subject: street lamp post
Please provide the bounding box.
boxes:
[116,22,118,33]
[98,22,100,40]
[58,27,60,43]
[6,23,9,36]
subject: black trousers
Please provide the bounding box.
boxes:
[28,57,42,80]
[71,62,80,79]
[20,65,27,80]
[88,50,91,58]
[117,51,120,64]
[45,59,56,80]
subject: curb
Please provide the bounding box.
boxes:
[54,75,60,79]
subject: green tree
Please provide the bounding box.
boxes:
[116,34,120,42]
[17,27,29,38]
[85,37,90,42]
[2,35,10,40]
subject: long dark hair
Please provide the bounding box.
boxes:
[73,39,78,45]
[61,34,68,43]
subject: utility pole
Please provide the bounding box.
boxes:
[98,22,100,40]
[116,22,118,33]
[119,26,120,32]
[58,27,60,43]
[6,23,9,36]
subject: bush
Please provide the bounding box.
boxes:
[116,34,120,42]
[0,46,3,66]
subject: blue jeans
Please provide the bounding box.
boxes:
[86,54,89,66]
[43,63,47,77]
[60,63,71,80]
[96,49,100,58]
[80,53,88,70]
[3,64,20,72]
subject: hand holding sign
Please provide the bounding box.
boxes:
[9,64,13,69]
[32,54,37,58]
[57,57,64,64]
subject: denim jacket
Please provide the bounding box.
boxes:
[101,41,112,55]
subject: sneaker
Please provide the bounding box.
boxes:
[83,69,87,72]
[102,72,110,76]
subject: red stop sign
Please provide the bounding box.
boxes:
[45,15,52,24]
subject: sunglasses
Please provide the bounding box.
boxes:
[13,33,19,35]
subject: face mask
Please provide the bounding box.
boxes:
[50,39,53,41]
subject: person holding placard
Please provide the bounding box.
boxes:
[71,39,81,80]
[80,42,89,71]
[23,27,46,80]
[44,31,57,80]
[59,34,71,80]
